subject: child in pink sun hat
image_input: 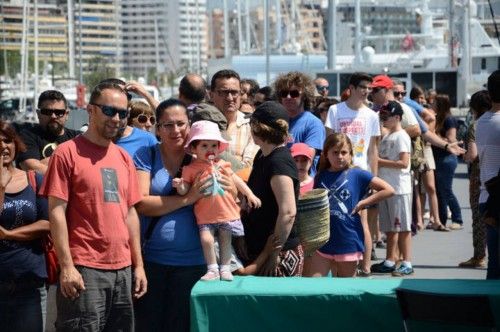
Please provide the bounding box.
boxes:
[173,120,260,281]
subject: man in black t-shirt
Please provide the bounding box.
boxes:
[17,90,80,174]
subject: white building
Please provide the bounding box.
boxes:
[121,0,208,79]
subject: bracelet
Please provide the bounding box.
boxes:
[444,143,449,151]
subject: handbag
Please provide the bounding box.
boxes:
[27,170,59,284]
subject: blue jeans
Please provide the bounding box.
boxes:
[0,278,47,332]
[434,154,463,225]
[135,261,205,332]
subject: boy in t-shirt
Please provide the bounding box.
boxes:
[371,101,414,276]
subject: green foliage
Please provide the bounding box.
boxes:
[0,50,34,77]
[83,56,115,90]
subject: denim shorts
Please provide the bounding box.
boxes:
[198,219,240,232]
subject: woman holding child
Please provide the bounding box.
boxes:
[133,99,237,332]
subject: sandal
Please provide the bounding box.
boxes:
[433,224,450,232]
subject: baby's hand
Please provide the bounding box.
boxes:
[246,194,262,209]
[172,177,183,188]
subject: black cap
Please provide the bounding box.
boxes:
[191,103,228,131]
[246,101,289,129]
[380,100,404,117]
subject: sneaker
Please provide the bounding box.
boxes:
[371,261,396,274]
[458,257,486,268]
[375,241,387,249]
[449,222,464,230]
[392,265,414,276]
[220,269,234,281]
[201,269,220,281]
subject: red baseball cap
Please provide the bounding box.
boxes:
[371,75,393,89]
[290,143,314,161]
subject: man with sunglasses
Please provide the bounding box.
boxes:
[40,82,147,330]
[314,77,330,97]
[274,71,326,176]
[16,90,80,174]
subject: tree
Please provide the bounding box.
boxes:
[83,56,115,89]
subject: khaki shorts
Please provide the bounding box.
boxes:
[379,194,412,233]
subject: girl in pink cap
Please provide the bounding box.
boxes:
[173,120,260,281]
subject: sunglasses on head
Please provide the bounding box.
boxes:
[91,104,129,119]
[394,91,407,97]
[38,108,67,118]
[137,114,156,125]
[280,90,301,98]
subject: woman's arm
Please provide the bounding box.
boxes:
[235,235,281,275]
[463,141,478,162]
[352,177,395,215]
[0,220,50,241]
[445,127,457,143]
[134,170,206,217]
[259,175,296,276]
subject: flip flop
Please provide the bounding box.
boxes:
[433,224,450,232]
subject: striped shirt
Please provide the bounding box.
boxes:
[226,111,259,167]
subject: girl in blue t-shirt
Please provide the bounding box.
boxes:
[304,133,394,278]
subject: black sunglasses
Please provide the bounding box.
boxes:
[371,87,384,94]
[316,85,329,91]
[280,90,301,98]
[91,104,129,119]
[38,108,67,118]
[394,91,407,97]
[137,114,156,125]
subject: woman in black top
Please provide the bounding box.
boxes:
[241,101,303,276]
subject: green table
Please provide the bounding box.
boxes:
[190,277,500,332]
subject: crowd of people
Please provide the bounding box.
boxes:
[1,68,499,332]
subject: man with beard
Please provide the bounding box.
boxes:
[17,90,80,174]
[40,82,147,329]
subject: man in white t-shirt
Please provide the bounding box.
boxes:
[476,69,500,279]
[325,72,380,276]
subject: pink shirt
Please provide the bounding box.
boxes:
[182,159,240,224]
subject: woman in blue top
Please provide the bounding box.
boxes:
[133,99,236,332]
[304,133,393,278]
[0,121,50,331]
[431,94,464,230]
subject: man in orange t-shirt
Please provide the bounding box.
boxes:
[40,82,146,331]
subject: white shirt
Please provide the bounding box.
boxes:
[378,129,412,195]
[325,101,381,170]
[476,111,500,203]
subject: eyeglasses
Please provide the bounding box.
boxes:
[216,89,241,98]
[316,85,329,91]
[137,114,156,125]
[91,104,129,119]
[157,121,188,130]
[38,108,67,118]
[279,90,301,98]
[394,91,407,97]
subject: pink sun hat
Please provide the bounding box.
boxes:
[184,120,229,153]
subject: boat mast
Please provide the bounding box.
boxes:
[33,0,39,110]
[327,0,337,70]
[67,0,75,78]
[354,0,362,66]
